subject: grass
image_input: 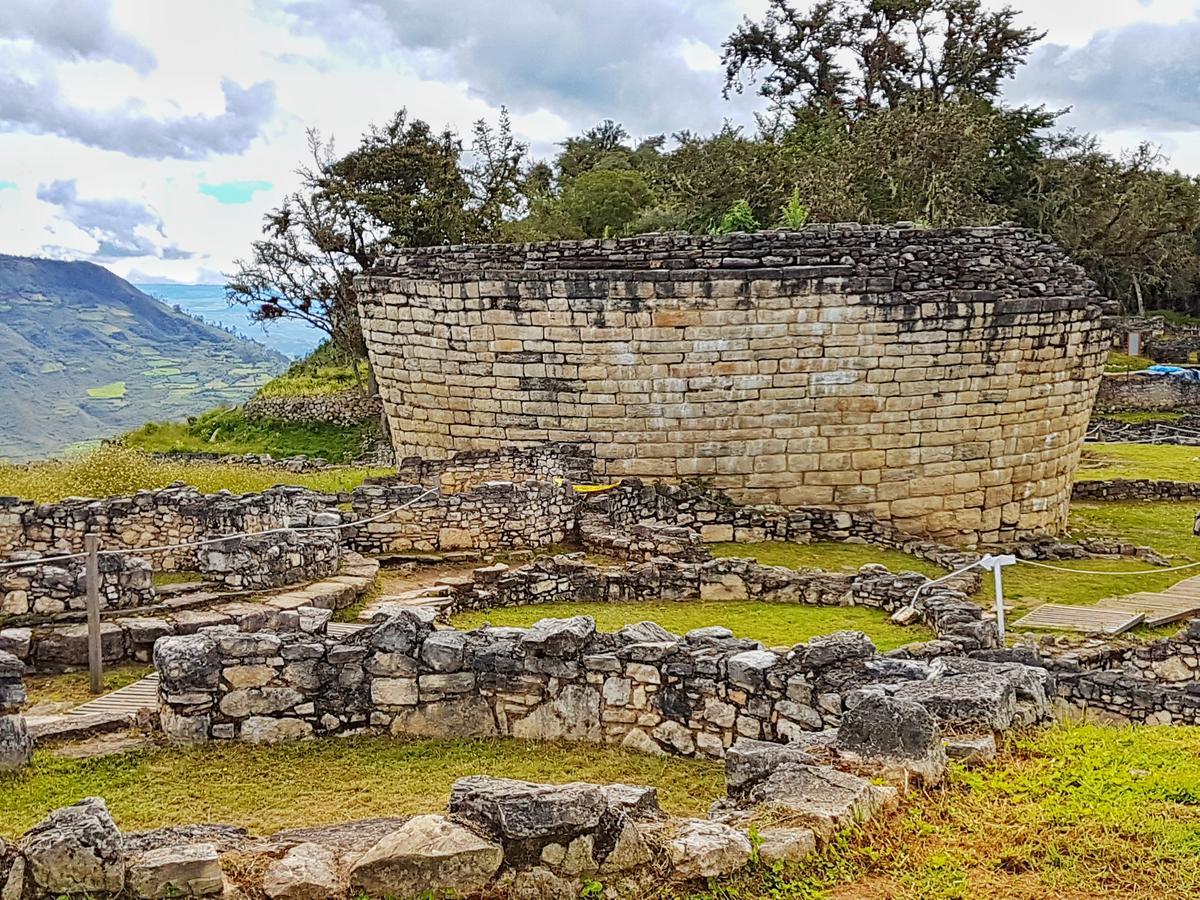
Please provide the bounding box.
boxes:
[0,445,390,502]
[0,736,723,839]
[750,723,1200,899]
[23,664,153,709]
[123,406,381,464]
[86,381,127,400]
[1104,351,1153,373]
[1076,442,1200,482]
[254,342,370,399]
[451,600,931,652]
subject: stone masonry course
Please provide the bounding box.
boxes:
[357,226,1112,545]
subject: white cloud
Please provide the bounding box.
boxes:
[0,0,1198,283]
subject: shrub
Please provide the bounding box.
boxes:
[776,189,810,229]
[711,199,760,235]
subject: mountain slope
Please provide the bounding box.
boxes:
[0,255,289,461]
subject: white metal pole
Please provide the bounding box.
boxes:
[993,560,1006,644]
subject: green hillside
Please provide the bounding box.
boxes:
[0,255,289,461]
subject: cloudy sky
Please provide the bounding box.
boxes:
[1,0,1199,283]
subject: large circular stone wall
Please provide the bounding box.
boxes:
[357,226,1112,544]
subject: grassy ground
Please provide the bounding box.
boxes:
[253,342,370,399]
[0,736,723,839]
[123,407,380,464]
[23,665,153,710]
[739,723,1200,900]
[1077,443,1200,482]
[1101,411,1186,425]
[451,600,930,651]
[1104,350,1153,373]
[989,501,1200,619]
[0,445,389,502]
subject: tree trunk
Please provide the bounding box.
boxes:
[1132,272,1145,316]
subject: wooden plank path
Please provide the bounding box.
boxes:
[1014,572,1200,634]
[67,672,160,719]
[1011,604,1144,636]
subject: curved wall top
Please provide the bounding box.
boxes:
[357,226,1111,544]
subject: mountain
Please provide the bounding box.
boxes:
[0,255,289,462]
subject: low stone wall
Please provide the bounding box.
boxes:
[1123,619,1200,684]
[389,444,595,493]
[440,554,990,651]
[0,485,336,571]
[0,649,30,770]
[591,480,978,572]
[347,481,577,554]
[0,553,379,674]
[1087,416,1200,445]
[1,552,153,619]
[580,521,709,562]
[1072,479,1200,502]
[243,391,383,426]
[198,531,341,591]
[1055,670,1200,725]
[1095,373,1200,412]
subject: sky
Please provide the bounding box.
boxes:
[1,0,1199,284]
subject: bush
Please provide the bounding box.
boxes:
[776,188,810,228]
[711,199,760,235]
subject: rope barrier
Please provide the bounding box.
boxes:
[1012,557,1200,576]
[0,486,440,569]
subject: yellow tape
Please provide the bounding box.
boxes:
[571,481,623,493]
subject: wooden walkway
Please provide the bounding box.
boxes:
[67,672,160,720]
[1013,573,1200,635]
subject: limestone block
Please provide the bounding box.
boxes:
[126,844,224,898]
[349,815,503,898]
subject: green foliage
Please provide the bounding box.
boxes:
[122,407,379,464]
[579,878,605,900]
[0,736,723,838]
[254,342,370,399]
[559,168,654,237]
[713,199,761,235]
[0,445,387,502]
[776,189,810,228]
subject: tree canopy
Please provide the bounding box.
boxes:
[230,0,1200,357]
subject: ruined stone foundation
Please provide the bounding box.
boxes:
[357,226,1111,544]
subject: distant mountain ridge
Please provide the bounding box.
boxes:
[0,255,289,462]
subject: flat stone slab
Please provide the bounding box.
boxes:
[892,674,1017,732]
[743,764,897,842]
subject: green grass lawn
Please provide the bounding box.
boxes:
[712,541,945,579]
[1104,350,1153,373]
[0,445,389,502]
[0,737,722,839]
[86,381,127,400]
[752,724,1200,900]
[123,406,381,464]
[1102,411,1187,425]
[1077,443,1200,482]
[451,599,931,652]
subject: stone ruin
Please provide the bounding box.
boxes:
[357,227,1114,544]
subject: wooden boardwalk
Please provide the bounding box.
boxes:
[1013,573,1200,635]
[67,672,160,720]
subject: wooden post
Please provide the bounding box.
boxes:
[85,534,103,695]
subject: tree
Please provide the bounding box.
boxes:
[559,169,654,237]
[227,109,527,359]
[723,0,1044,112]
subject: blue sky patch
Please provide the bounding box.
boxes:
[199,180,272,204]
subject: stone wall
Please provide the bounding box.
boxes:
[1094,373,1200,412]
[1122,619,1200,684]
[1072,479,1200,502]
[347,480,577,554]
[0,485,336,571]
[0,552,153,620]
[1087,416,1200,445]
[0,648,30,771]
[198,531,341,591]
[242,391,383,426]
[591,480,978,572]
[357,227,1112,544]
[390,444,595,493]
[156,598,1020,754]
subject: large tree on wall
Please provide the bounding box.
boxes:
[226,109,527,361]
